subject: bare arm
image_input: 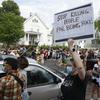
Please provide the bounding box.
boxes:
[68,39,86,80]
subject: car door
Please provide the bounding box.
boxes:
[27,65,62,100]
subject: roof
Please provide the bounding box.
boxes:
[24,13,49,30]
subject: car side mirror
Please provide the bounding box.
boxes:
[53,76,61,84]
[28,91,32,96]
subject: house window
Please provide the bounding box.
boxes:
[32,18,38,23]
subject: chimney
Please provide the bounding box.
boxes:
[30,12,32,17]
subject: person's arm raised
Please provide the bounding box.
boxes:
[68,39,85,80]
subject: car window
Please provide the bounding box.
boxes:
[0,57,3,61]
[27,65,55,87]
[45,67,66,78]
[0,64,3,71]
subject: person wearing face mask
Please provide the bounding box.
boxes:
[65,65,73,74]
[61,39,87,100]
[64,57,73,75]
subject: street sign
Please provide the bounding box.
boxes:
[54,3,95,42]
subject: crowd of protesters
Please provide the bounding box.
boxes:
[48,48,100,100]
[51,48,100,100]
[0,45,100,100]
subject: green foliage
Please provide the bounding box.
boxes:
[0,7,3,13]
[95,19,100,32]
[39,45,49,50]
[94,18,100,44]
[96,34,100,44]
[2,0,20,15]
[0,0,24,47]
[0,13,24,45]
[39,45,68,50]
[95,38,100,44]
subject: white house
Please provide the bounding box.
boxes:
[19,13,52,46]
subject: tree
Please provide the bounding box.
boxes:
[95,18,100,31]
[94,17,100,44]
[0,0,24,48]
[2,0,20,15]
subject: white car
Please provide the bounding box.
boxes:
[0,55,65,100]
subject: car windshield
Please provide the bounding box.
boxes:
[0,64,3,71]
[45,66,66,79]
[0,54,17,61]
[52,69,66,78]
[2,55,17,59]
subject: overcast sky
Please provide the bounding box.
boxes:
[0,0,100,28]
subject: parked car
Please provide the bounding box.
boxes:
[0,54,17,60]
[0,55,64,100]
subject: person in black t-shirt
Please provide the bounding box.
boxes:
[61,39,87,100]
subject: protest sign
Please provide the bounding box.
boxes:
[54,3,94,42]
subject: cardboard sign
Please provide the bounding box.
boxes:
[54,3,94,42]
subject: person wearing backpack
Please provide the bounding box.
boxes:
[0,57,23,100]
